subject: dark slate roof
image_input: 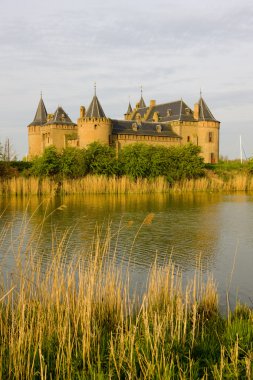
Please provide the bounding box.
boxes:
[125,102,133,114]
[132,100,195,122]
[198,97,217,121]
[28,97,47,126]
[45,106,76,126]
[138,96,146,108]
[111,119,181,138]
[86,95,106,118]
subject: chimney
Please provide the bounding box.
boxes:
[80,106,86,118]
[194,103,199,120]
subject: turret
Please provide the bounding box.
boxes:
[124,102,133,120]
[42,106,77,151]
[195,95,220,163]
[27,94,47,158]
[78,86,112,147]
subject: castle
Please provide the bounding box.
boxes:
[27,89,220,163]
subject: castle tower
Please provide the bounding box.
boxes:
[195,95,220,163]
[27,94,47,157]
[41,106,77,151]
[78,87,112,147]
[124,102,133,120]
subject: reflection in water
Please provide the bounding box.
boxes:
[0,193,253,309]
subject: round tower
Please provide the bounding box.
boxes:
[78,88,112,147]
[27,95,47,158]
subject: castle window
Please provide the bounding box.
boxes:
[211,153,215,163]
[208,132,213,142]
[156,125,162,133]
[187,136,190,142]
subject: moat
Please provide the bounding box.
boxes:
[0,193,252,310]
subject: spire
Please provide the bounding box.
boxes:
[86,88,106,118]
[126,101,132,114]
[32,95,48,125]
[198,95,216,121]
[138,85,146,108]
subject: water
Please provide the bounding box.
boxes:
[0,193,253,310]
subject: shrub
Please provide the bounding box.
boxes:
[119,143,205,181]
[60,147,88,178]
[0,161,18,178]
[31,146,61,177]
[84,142,119,176]
[28,143,205,181]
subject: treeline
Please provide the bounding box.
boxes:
[19,143,205,182]
[3,143,253,183]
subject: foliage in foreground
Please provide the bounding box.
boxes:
[30,143,205,181]
[0,220,252,379]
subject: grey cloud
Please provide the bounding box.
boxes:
[1,0,253,158]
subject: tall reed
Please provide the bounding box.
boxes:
[1,172,253,195]
[0,215,252,379]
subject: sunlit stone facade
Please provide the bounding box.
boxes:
[27,91,220,163]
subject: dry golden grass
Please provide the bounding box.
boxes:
[0,214,252,378]
[1,173,253,196]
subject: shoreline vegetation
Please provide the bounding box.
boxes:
[1,143,253,195]
[0,224,252,379]
[1,172,253,195]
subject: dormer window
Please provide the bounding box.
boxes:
[132,123,138,131]
[185,108,190,115]
[153,111,159,122]
[156,125,162,133]
[167,109,172,116]
[136,113,141,121]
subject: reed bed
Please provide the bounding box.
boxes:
[0,217,252,379]
[1,172,253,195]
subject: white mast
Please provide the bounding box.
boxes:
[240,135,243,164]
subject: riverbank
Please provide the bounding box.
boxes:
[0,245,252,379]
[1,171,253,195]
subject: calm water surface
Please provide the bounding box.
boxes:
[0,193,252,310]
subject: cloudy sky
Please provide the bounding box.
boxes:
[0,0,252,159]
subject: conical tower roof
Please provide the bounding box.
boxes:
[125,102,133,114]
[138,95,146,109]
[198,97,216,121]
[86,94,106,118]
[28,96,47,126]
[52,106,74,124]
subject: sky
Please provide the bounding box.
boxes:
[0,0,252,159]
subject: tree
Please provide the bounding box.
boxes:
[0,138,17,161]
[119,143,205,181]
[32,146,61,177]
[60,147,88,178]
[84,142,119,176]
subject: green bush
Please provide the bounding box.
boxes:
[31,146,61,177]
[119,143,205,181]
[28,143,205,181]
[60,147,88,178]
[84,142,119,176]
